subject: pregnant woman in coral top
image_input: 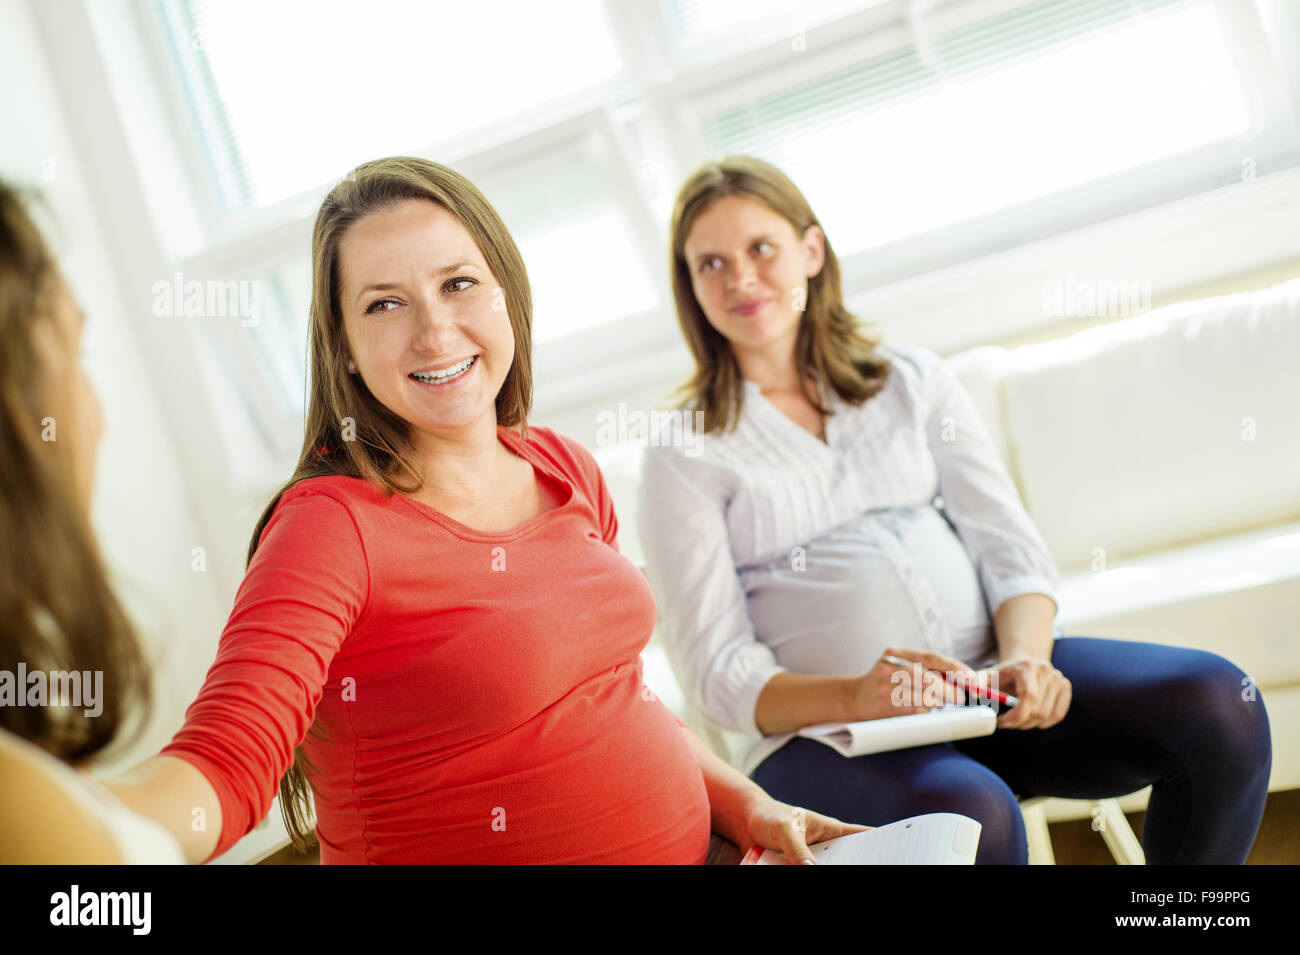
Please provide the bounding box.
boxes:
[636,154,1273,864]
[99,156,865,864]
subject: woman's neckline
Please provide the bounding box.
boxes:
[394,425,576,542]
[742,378,837,448]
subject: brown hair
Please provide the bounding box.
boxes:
[668,155,890,433]
[248,156,533,852]
[0,181,154,763]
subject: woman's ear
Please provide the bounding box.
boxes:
[802,224,826,279]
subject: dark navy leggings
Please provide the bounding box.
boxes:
[750,637,1272,864]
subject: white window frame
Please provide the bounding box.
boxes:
[31,0,1300,501]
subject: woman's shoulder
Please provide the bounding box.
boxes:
[279,473,388,508]
[513,421,576,454]
[853,341,949,407]
[509,423,603,487]
[265,474,392,530]
[251,474,383,560]
[0,728,130,863]
[871,340,937,376]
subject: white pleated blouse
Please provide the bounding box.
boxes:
[636,341,1064,776]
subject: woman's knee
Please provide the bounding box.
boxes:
[1153,651,1271,765]
[1179,652,1272,776]
[907,779,1028,864]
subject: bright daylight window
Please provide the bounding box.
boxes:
[477,150,660,345]
[155,0,623,213]
[145,0,1293,436]
[664,0,881,54]
[699,0,1254,256]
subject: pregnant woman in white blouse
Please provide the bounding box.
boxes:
[637,155,1272,864]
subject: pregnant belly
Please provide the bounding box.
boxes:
[739,505,994,674]
[313,664,711,864]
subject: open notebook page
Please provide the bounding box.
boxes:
[744,812,980,865]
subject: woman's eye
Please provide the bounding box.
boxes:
[444,277,478,294]
[755,241,774,255]
[698,258,719,274]
[365,298,399,314]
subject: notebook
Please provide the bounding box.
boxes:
[796,704,996,757]
[740,812,981,865]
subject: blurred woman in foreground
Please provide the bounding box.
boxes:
[0,182,183,863]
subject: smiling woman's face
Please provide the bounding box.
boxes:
[682,193,824,366]
[339,198,514,442]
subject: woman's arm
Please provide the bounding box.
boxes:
[904,345,1069,729]
[986,591,1072,729]
[678,724,869,863]
[637,448,787,737]
[753,673,859,735]
[101,755,222,866]
[993,592,1056,661]
[678,725,767,845]
[910,345,1063,628]
[104,487,365,863]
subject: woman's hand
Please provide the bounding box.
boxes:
[733,793,872,865]
[846,646,978,722]
[978,655,1071,729]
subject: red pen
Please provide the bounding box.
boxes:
[880,654,1020,707]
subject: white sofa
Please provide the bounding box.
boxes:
[604,276,1300,825]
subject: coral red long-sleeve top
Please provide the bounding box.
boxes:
[160,425,712,864]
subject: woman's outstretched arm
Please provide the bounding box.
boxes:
[105,486,366,863]
[102,755,222,865]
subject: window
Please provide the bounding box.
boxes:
[475,144,660,344]
[154,0,624,213]
[127,0,1299,468]
[698,1,1255,255]
[663,0,881,60]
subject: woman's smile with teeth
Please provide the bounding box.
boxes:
[410,355,477,385]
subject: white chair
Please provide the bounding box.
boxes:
[1020,796,1146,865]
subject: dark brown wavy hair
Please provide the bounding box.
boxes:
[0,181,153,763]
[248,156,533,852]
[669,155,890,433]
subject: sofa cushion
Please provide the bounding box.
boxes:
[997,278,1300,571]
[1056,519,1300,688]
[947,344,1014,472]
